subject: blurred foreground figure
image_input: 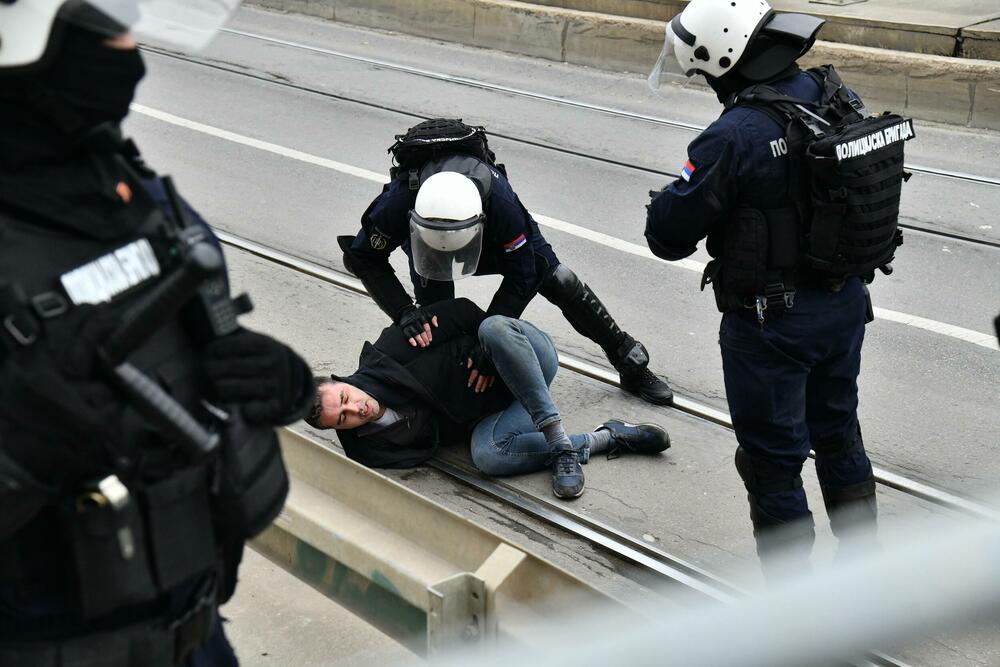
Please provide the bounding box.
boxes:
[0,2,313,664]
[644,0,914,578]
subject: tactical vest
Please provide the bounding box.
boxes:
[705,66,913,320]
[0,174,286,640]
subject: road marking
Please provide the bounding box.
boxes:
[131,103,998,351]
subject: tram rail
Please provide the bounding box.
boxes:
[145,40,1000,250]
[217,229,1000,524]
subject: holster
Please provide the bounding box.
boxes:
[60,467,217,619]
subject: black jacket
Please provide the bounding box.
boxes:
[333,298,512,468]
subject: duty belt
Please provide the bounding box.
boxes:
[0,585,217,667]
[749,282,796,326]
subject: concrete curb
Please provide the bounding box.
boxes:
[247,0,1000,130]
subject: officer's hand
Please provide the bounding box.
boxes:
[203,329,312,425]
[396,305,439,348]
[466,345,497,393]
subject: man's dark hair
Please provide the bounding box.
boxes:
[304,377,332,430]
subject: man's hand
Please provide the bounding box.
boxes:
[396,305,439,348]
[466,345,497,393]
[203,329,311,424]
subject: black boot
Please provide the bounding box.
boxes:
[538,264,673,406]
[748,497,816,584]
[612,336,674,406]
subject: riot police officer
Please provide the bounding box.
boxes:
[339,118,674,405]
[645,0,911,577]
[0,3,313,664]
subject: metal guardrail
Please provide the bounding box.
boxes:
[252,429,633,656]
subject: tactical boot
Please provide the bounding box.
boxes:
[613,337,674,406]
[551,450,585,499]
[596,420,671,458]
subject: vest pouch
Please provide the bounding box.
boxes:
[805,153,847,271]
[61,489,157,619]
[143,466,216,590]
[215,409,289,540]
[721,208,769,303]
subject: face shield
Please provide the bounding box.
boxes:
[409,211,485,283]
[0,0,241,71]
[647,20,696,96]
[66,0,241,51]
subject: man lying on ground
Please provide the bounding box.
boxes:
[305,298,670,499]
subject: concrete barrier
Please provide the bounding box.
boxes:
[247,0,1000,130]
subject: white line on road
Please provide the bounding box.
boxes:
[131,103,998,351]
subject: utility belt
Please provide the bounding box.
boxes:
[0,576,218,667]
[702,207,857,325]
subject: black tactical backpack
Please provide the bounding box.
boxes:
[388,118,503,184]
[735,65,915,280]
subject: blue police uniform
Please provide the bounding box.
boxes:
[646,71,876,562]
[349,164,558,318]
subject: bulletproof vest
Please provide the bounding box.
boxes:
[0,176,286,631]
[708,66,913,315]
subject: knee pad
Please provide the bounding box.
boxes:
[537,264,583,307]
[813,424,864,461]
[734,446,804,497]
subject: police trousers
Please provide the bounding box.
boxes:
[718,278,874,523]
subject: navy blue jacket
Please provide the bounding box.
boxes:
[645,71,824,261]
[346,161,557,320]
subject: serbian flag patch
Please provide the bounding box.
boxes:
[680,159,696,182]
[504,233,527,252]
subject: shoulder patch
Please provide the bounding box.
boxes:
[369,228,389,250]
[503,233,527,253]
[680,159,696,182]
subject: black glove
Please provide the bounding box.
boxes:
[203,329,312,425]
[466,344,497,393]
[395,304,436,346]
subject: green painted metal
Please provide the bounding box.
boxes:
[254,527,428,655]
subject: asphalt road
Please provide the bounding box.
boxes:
[127,8,1000,500]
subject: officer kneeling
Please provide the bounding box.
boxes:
[644,0,913,578]
[0,3,313,664]
[339,118,674,406]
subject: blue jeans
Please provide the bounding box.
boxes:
[470,316,589,476]
[719,279,873,524]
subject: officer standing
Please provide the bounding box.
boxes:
[340,119,674,406]
[0,3,313,665]
[645,0,911,577]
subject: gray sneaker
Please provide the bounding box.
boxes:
[551,450,585,499]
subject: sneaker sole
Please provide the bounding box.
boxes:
[553,486,585,499]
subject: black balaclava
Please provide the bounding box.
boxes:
[0,22,146,170]
[0,23,151,239]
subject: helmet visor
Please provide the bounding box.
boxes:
[64,0,241,51]
[409,212,485,282]
[647,21,695,95]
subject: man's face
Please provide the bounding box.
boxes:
[319,382,384,430]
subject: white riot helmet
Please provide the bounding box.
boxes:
[649,0,825,90]
[409,171,486,282]
[0,0,242,73]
